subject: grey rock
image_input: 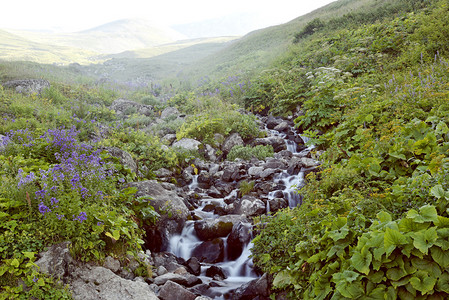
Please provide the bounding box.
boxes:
[262,158,286,170]
[195,297,213,300]
[227,222,252,260]
[222,133,244,154]
[126,180,189,225]
[172,138,202,151]
[266,116,283,129]
[192,238,225,263]
[35,241,73,279]
[126,180,189,251]
[194,215,247,241]
[300,157,320,168]
[252,136,286,152]
[259,168,276,179]
[103,147,138,174]
[248,166,264,178]
[268,198,289,213]
[154,168,173,178]
[154,272,189,286]
[274,121,290,132]
[156,266,168,276]
[159,281,196,300]
[160,107,180,119]
[234,196,266,217]
[185,257,201,276]
[205,266,227,280]
[104,256,120,273]
[161,134,177,145]
[204,144,218,162]
[71,265,159,300]
[3,79,50,95]
[228,273,269,300]
[213,133,225,145]
[110,98,153,117]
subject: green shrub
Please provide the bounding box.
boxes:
[239,180,255,196]
[227,145,274,161]
[176,110,260,145]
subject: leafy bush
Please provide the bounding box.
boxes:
[176,109,260,145]
[293,18,325,42]
[227,145,274,161]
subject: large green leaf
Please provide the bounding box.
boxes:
[411,258,441,278]
[273,270,293,288]
[363,284,386,300]
[430,247,449,268]
[406,205,438,223]
[386,267,408,281]
[333,271,364,299]
[351,249,372,275]
[410,227,438,255]
[409,270,437,295]
[367,270,384,284]
[328,226,349,242]
[430,185,449,200]
[398,218,429,232]
[436,272,449,293]
[384,227,408,257]
[377,211,392,223]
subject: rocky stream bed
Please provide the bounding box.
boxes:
[33,100,321,300]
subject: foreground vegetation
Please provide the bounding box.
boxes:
[250,0,449,298]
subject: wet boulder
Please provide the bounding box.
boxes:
[233,196,266,217]
[185,257,201,276]
[194,215,247,241]
[227,273,270,300]
[265,116,283,129]
[159,280,197,300]
[205,266,227,281]
[191,238,225,263]
[227,222,252,260]
[267,198,289,213]
[252,136,286,152]
[127,180,189,251]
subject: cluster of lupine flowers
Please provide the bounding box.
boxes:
[9,126,115,223]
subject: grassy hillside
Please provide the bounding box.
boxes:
[181,0,429,81]
[248,0,449,298]
[0,29,101,65]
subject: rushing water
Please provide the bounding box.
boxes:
[168,123,313,298]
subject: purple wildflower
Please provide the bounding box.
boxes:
[38,202,51,216]
[73,212,87,223]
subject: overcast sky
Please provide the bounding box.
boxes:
[1,0,335,32]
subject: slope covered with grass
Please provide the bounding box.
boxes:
[249,0,449,298]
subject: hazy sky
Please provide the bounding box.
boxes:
[1,0,335,32]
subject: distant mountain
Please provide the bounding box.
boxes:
[171,12,272,39]
[0,29,99,64]
[9,19,187,54]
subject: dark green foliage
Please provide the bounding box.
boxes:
[227,145,274,161]
[251,1,449,298]
[293,18,325,42]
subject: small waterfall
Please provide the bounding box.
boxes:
[221,242,257,278]
[169,221,201,260]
